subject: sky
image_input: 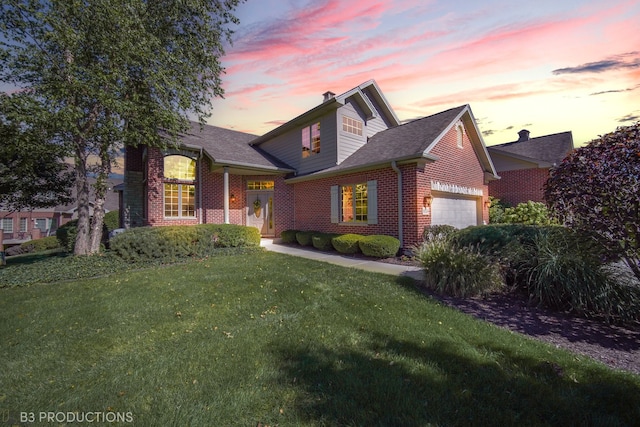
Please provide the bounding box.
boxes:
[208,0,640,147]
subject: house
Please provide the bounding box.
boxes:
[124,80,499,249]
[487,130,574,206]
[0,177,121,246]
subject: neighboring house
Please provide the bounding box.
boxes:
[487,130,574,206]
[1,177,121,246]
[124,80,499,249]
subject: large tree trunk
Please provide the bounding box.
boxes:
[88,141,112,254]
[74,140,91,256]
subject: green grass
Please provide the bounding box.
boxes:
[1,252,639,426]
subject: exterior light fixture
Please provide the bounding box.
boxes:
[484,199,491,208]
[423,195,433,207]
[230,193,236,204]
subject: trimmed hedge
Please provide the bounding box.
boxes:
[295,231,315,246]
[56,220,79,253]
[20,236,60,253]
[312,233,338,251]
[280,229,300,244]
[332,234,363,254]
[110,224,260,262]
[358,235,401,258]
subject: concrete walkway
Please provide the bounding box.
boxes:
[260,238,424,281]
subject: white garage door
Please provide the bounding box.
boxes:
[431,195,479,229]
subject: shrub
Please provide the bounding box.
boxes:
[545,122,640,280]
[110,224,260,262]
[417,239,504,297]
[280,229,300,244]
[103,210,120,232]
[20,236,60,253]
[312,233,338,251]
[450,224,540,259]
[513,227,638,322]
[295,231,315,246]
[358,235,401,258]
[488,196,510,223]
[56,220,78,253]
[503,201,555,225]
[422,224,457,243]
[332,234,363,254]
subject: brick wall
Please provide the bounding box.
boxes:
[489,168,549,206]
[144,147,293,231]
[292,167,401,239]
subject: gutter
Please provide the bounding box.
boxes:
[391,160,403,248]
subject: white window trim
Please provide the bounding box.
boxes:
[163,183,196,219]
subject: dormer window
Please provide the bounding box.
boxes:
[302,122,320,158]
[342,116,363,136]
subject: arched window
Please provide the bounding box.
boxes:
[163,155,196,218]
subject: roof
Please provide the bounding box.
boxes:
[287,104,498,182]
[487,131,574,166]
[179,122,294,173]
[250,80,400,146]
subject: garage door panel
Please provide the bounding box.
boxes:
[431,196,479,229]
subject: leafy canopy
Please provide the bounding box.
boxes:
[544,122,640,279]
[0,0,243,253]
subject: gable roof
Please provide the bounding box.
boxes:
[487,131,574,167]
[250,79,400,146]
[178,122,294,173]
[287,104,498,182]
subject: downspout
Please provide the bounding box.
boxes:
[198,148,203,224]
[391,161,403,248]
[223,166,230,224]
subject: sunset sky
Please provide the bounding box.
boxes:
[209,0,640,147]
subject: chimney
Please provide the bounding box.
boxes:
[517,129,530,142]
[322,91,336,102]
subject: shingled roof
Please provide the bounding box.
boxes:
[487,131,574,166]
[287,104,497,181]
[179,122,294,172]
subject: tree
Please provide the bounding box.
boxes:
[0,93,74,211]
[0,0,243,255]
[544,123,640,280]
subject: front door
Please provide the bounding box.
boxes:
[246,191,275,236]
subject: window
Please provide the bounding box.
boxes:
[0,218,13,233]
[342,116,363,136]
[331,181,378,225]
[34,218,47,231]
[164,183,195,217]
[302,122,320,158]
[456,123,464,148]
[19,218,27,232]
[341,183,368,222]
[163,155,196,218]
[247,181,274,190]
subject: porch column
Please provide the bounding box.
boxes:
[223,166,230,224]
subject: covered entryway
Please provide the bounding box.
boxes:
[431,192,480,229]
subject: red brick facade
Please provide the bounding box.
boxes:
[290,125,489,248]
[489,168,549,206]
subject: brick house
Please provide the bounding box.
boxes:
[1,177,121,246]
[124,80,499,248]
[487,130,574,206]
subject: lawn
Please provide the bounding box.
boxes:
[1,251,639,426]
